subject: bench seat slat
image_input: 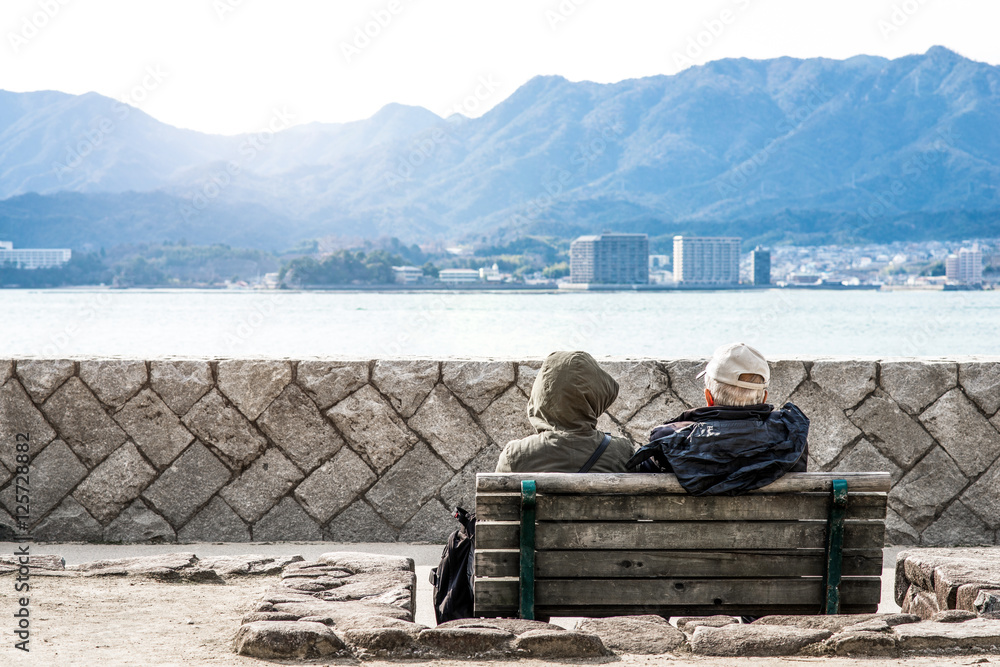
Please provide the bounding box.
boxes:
[477,492,887,522]
[475,548,884,578]
[477,472,891,494]
[476,520,886,551]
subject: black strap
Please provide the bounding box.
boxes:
[578,433,612,473]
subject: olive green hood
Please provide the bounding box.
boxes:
[527,350,620,434]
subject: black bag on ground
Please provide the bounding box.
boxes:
[429,507,477,623]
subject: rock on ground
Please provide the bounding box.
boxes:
[691,624,832,656]
[233,620,344,659]
[576,615,686,654]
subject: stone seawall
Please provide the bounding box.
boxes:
[1,357,998,545]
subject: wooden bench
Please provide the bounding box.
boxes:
[473,472,890,620]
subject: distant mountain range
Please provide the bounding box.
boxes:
[2,46,999,250]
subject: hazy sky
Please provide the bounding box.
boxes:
[3,0,999,135]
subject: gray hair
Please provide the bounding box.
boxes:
[705,373,767,407]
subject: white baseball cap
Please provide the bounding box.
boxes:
[696,342,770,389]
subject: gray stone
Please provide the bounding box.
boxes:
[16,359,74,401]
[787,381,862,469]
[440,444,502,511]
[372,359,438,418]
[477,386,533,448]
[182,390,267,469]
[0,379,56,469]
[920,388,1000,478]
[902,587,941,619]
[0,553,65,572]
[602,360,671,423]
[442,360,515,413]
[676,616,740,632]
[894,618,1000,651]
[297,360,370,409]
[73,442,157,524]
[141,441,230,526]
[439,618,564,635]
[42,377,128,468]
[341,626,423,659]
[365,442,453,528]
[888,446,968,532]
[767,359,808,406]
[623,391,688,444]
[974,589,1000,617]
[899,548,1000,611]
[932,609,977,622]
[832,438,902,482]
[408,385,490,470]
[418,627,513,655]
[149,360,213,415]
[576,615,686,654]
[513,629,608,658]
[691,624,831,656]
[515,360,542,397]
[961,458,1000,529]
[32,496,103,542]
[220,448,304,523]
[318,571,414,607]
[216,359,291,420]
[810,359,877,409]
[318,552,413,574]
[398,498,453,543]
[880,360,957,415]
[257,383,343,473]
[113,388,193,469]
[294,447,376,523]
[886,508,920,545]
[104,499,175,543]
[960,361,1000,416]
[0,440,85,522]
[326,385,418,473]
[234,621,345,659]
[921,501,993,547]
[79,359,147,408]
[69,552,197,574]
[754,613,918,633]
[253,497,323,541]
[242,612,301,623]
[325,500,398,542]
[849,389,936,469]
[822,631,897,656]
[666,358,708,408]
[0,360,11,385]
[177,496,249,542]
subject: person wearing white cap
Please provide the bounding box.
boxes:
[627,342,810,496]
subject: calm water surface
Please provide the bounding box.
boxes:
[2,288,997,358]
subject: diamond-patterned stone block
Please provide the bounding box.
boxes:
[886,507,920,546]
[959,361,1000,416]
[442,360,515,413]
[105,499,176,544]
[73,442,157,524]
[920,388,1000,478]
[810,359,876,409]
[325,500,398,542]
[881,360,957,415]
[182,390,267,469]
[602,360,671,423]
[0,360,11,385]
[32,496,103,542]
[849,389,936,469]
[0,440,86,523]
[253,497,322,541]
[0,378,56,469]
[960,458,1000,530]
[920,501,994,547]
[889,446,968,533]
[42,377,127,468]
[326,385,417,473]
[149,360,213,415]
[141,442,230,527]
[114,388,194,469]
[515,360,542,398]
[297,360,370,410]
[440,444,502,511]
[372,360,438,418]
[831,438,902,483]
[623,391,688,444]
[16,359,74,402]
[217,359,291,420]
[477,386,533,448]
[399,498,453,543]
[365,442,453,528]
[294,447,376,523]
[666,358,708,408]
[787,382,862,469]
[258,383,344,473]
[408,385,490,470]
[219,448,304,523]
[768,359,808,407]
[79,359,147,408]
[177,496,249,543]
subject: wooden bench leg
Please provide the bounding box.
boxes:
[823,479,848,614]
[519,480,537,620]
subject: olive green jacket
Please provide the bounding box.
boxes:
[495,351,633,473]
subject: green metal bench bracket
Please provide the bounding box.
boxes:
[519,479,537,620]
[823,478,849,614]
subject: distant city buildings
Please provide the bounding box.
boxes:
[438,268,481,284]
[392,266,423,284]
[750,247,771,285]
[945,246,983,284]
[570,233,649,284]
[673,236,740,285]
[0,241,72,269]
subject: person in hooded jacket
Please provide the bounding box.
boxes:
[496,350,633,473]
[628,342,810,496]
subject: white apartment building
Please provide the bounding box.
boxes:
[392,266,423,285]
[673,236,741,285]
[0,241,72,269]
[945,246,983,284]
[438,268,481,284]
